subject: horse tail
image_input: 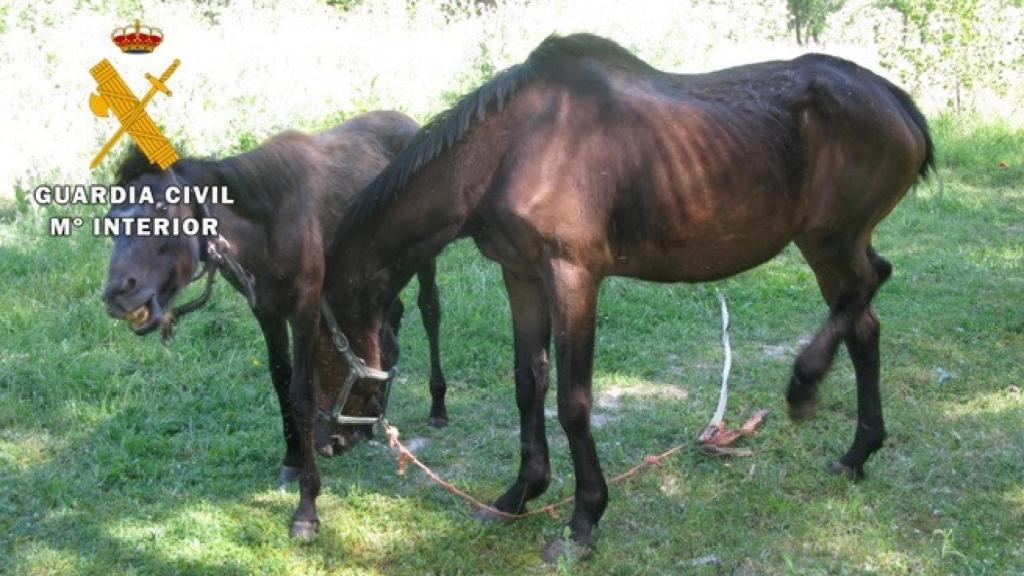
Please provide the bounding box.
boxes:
[883,80,935,180]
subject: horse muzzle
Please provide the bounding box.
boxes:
[316,425,374,457]
[106,293,163,336]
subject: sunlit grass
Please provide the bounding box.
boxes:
[0,117,1021,574]
[2,0,1023,567]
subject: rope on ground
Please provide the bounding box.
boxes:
[383,421,689,520]
[379,291,767,519]
[709,291,732,427]
[697,291,769,455]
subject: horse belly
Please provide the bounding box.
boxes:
[603,100,805,282]
[608,195,800,283]
[611,233,792,282]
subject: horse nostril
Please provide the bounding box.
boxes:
[103,275,140,308]
[316,441,335,457]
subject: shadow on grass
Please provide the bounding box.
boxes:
[3,406,275,575]
[3,296,1020,575]
[2,146,1021,574]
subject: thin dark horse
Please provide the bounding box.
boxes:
[315,34,932,558]
[101,112,452,501]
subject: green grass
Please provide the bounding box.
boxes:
[1,116,1022,575]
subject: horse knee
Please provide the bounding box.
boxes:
[557,391,591,433]
[852,308,880,343]
[417,284,440,318]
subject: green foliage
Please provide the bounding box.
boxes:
[786,0,845,45]
[440,0,499,19]
[874,0,1024,115]
[324,0,364,11]
[5,0,1024,199]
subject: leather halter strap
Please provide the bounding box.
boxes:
[317,299,395,426]
[159,202,257,340]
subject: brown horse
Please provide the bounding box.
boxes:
[101,112,452,526]
[315,34,933,558]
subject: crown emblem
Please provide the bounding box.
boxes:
[111,19,163,54]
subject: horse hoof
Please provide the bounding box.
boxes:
[542,536,595,564]
[788,403,816,422]
[786,375,818,421]
[827,461,864,480]
[787,396,818,421]
[427,416,449,429]
[277,466,301,487]
[289,519,319,540]
[472,506,513,523]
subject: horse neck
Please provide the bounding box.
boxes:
[180,159,273,275]
[331,119,508,346]
[205,202,267,267]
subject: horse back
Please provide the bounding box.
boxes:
[310,112,420,229]
[481,54,927,281]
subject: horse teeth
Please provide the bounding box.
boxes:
[126,305,149,328]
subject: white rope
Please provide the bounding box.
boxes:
[709,291,731,426]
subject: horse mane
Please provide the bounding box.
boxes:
[338,33,647,234]
[528,32,654,74]
[114,132,315,220]
[114,144,161,185]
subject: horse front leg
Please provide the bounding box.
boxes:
[543,261,606,562]
[480,267,552,518]
[286,302,323,539]
[255,313,301,485]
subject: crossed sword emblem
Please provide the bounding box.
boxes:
[89,58,181,170]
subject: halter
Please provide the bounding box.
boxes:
[159,202,256,340]
[317,299,396,426]
[159,192,392,425]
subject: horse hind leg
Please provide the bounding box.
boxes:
[788,244,892,418]
[416,260,449,427]
[834,302,886,478]
[834,245,891,478]
[544,262,606,561]
[788,240,888,477]
[255,314,301,485]
[785,250,850,422]
[867,245,892,285]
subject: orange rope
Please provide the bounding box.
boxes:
[376,296,768,520]
[383,422,689,520]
